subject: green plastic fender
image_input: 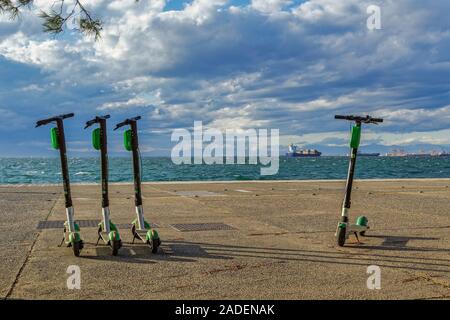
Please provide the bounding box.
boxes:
[124,129,132,151]
[356,216,368,227]
[98,221,121,241]
[146,229,159,242]
[109,221,118,232]
[350,125,361,149]
[64,222,81,244]
[108,231,120,241]
[338,222,347,229]
[109,221,121,241]
[50,127,59,150]
[69,232,81,243]
[92,128,101,150]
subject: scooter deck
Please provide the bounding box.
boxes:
[98,231,111,244]
[347,224,369,233]
[134,229,149,241]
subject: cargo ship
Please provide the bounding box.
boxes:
[286,144,322,157]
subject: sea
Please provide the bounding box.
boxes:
[1,156,449,184]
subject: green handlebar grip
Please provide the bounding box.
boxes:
[124,129,132,151]
[350,125,361,149]
[50,127,59,150]
[92,128,101,150]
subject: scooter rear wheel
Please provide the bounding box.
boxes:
[336,227,346,247]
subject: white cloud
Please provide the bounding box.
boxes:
[251,0,292,13]
[98,97,149,110]
[0,33,67,70]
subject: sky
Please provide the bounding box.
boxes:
[0,0,450,157]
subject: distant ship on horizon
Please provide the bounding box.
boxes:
[286,144,322,157]
[385,149,450,157]
[357,152,380,157]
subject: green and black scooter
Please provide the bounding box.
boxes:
[114,116,161,253]
[85,115,122,256]
[36,113,84,256]
[334,114,383,247]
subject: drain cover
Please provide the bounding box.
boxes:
[170,223,235,232]
[37,220,65,229]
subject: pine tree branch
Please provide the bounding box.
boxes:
[1,0,104,40]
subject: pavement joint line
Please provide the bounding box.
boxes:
[4,194,60,300]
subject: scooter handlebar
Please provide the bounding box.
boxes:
[334,115,383,124]
[114,116,141,130]
[35,113,74,127]
[84,115,111,129]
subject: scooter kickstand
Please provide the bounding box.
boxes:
[96,233,102,246]
[58,235,65,247]
[58,227,67,247]
[354,232,361,244]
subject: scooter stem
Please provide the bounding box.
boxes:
[55,118,73,210]
[342,123,361,217]
[130,121,143,208]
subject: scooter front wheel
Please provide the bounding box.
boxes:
[111,239,121,256]
[151,238,160,254]
[72,241,82,257]
[336,227,346,247]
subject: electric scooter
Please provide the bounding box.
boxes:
[36,113,84,257]
[334,114,383,247]
[114,116,161,253]
[85,115,122,256]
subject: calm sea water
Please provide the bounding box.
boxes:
[0,156,449,184]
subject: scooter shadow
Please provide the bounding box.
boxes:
[80,241,233,263]
[164,240,450,273]
[349,234,445,253]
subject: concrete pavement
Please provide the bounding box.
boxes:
[1,179,449,299]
